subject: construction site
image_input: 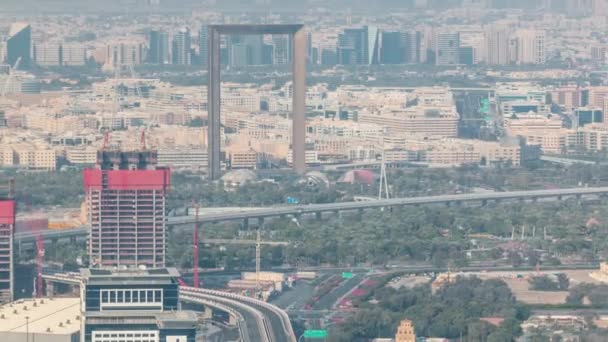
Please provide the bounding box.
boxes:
[84,141,171,268]
[0,179,15,304]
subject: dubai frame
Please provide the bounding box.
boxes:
[207,25,306,180]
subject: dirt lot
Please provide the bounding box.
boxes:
[474,269,604,305]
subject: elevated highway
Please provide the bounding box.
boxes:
[165,186,608,225]
[16,187,608,244]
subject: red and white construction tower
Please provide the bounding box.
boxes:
[84,149,170,268]
[0,180,15,303]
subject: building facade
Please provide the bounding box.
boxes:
[80,268,197,342]
[6,23,31,69]
[84,150,170,268]
[0,198,15,304]
[436,32,460,65]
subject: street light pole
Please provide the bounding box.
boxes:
[25,316,29,342]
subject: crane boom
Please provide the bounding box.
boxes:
[2,57,21,98]
[201,234,289,296]
[200,238,289,246]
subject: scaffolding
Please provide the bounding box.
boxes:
[0,179,15,304]
[84,151,170,268]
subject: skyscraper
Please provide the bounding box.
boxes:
[6,22,31,69]
[84,150,170,268]
[172,28,191,65]
[272,35,292,65]
[380,31,404,64]
[436,32,460,65]
[228,35,264,66]
[198,27,208,66]
[337,26,380,65]
[147,30,169,64]
[402,31,423,63]
[0,183,14,304]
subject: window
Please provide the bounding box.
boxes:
[92,330,159,342]
[99,288,163,310]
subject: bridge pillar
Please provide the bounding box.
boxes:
[445,201,451,207]
[481,199,487,207]
[45,281,54,298]
[315,212,322,220]
[258,217,264,228]
[228,314,238,326]
[557,195,562,201]
[69,236,76,244]
[202,306,213,320]
[242,218,249,230]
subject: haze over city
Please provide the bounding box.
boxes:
[2,0,608,341]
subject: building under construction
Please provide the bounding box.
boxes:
[0,179,15,304]
[84,149,170,268]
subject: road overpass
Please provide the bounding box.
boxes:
[15,187,608,244]
[41,273,296,342]
[165,186,608,226]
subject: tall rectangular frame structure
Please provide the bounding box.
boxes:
[208,24,307,180]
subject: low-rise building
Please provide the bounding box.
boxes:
[80,267,197,342]
[0,297,80,342]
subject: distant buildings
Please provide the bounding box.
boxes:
[436,32,460,66]
[148,30,170,65]
[337,26,380,65]
[6,22,31,69]
[105,42,145,67]
[172,28,191,65]
[33,43,87,66]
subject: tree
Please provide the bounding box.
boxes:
[528,276,559,291]
[557,273,570,290]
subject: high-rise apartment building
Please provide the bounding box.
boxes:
[106,42,145,67]
[337,26,380,65]
[6,22,31,69]
[436,32,460,65]
[172,28,191,65]
[84,150,170,268]
[0,181,15,304]
[485,25,511,65]
[515,29,546,65]
[148,30,170,64]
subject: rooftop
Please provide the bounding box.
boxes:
[0,297,80,335]
[8,22,30,38]
[81,267,180,285]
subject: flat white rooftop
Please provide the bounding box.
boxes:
[0,297,80,335]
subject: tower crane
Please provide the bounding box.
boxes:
[200,231,289,295]
[1,57,21,98]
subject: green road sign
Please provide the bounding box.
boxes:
[304,330,328,338]
[480,98,490,114]
[342,272,354,279]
